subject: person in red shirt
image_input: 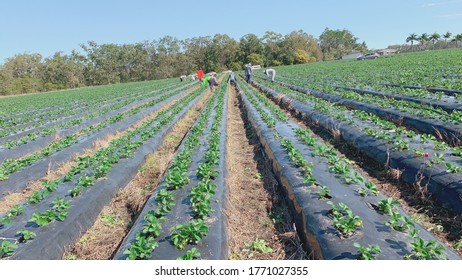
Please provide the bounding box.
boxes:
[197,68,205,82]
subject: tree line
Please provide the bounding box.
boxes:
[395,32,462,52]
[0,28,366,96]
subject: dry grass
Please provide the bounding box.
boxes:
[226,85,306,260]
[64,88,210,260]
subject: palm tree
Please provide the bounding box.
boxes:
[418,33,429,50]
[430,32,440,49]
[406,33,418,51]
[443,32,452,48]
[453,34,462,48]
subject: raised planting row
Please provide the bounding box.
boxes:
[249,77,462,214]
[0,84,198,196]
[235,77,459,260]
[0,79,181,137]
[0,81,190,150]
[0,82,194,165]
[273,49,462,91]
[0,85,207,259]
[275,75,462,113]
[115,79,229,260]
[0,79,177,122]
[261,76,462,146]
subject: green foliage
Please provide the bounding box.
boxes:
[405,238,447,260]
[142,214,164,238]
[385,211,415,232]
[16,230,37,242]
[101,213,121,228]
[247,53,264,66]
[354,243,381,260]
[378,198,400,214]
[124,233,159,260]
[29,210,55,226]
[177,248,201,260]
[327,201,363,236]
[317,185,331,199]
[1,241,18,258]
[170,219,209,250]
[244,239,273,254]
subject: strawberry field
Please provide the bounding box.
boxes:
[1,49,462,260]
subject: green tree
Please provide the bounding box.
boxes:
[406,33,418,51]
[443,32,452,48]
[280,30,321,64]
[318,28,365,60]
[453,34,462,48]
[0,53,44,94]
[261,31,283,66]
[418,33,429,50]
[294,49,311,64]
[183,36,212,71]
[239,34,263,64]
[247,53,263,66]
[429,32,440,49]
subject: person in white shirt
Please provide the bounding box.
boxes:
[264,68,276,81]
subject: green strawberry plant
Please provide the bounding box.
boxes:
[177,248,201,260]
[15,229,37,243]
[405,237,447,260]
[1,240,17,258]
[353,242,381,260]
[446,163,462,173]
[0,204,26,226]
[317,185,331,200]
[327,201,363,236]
[28,191,45,204]
[142,215,164,238]
[171,219,209,250]
[386,211,415,232]
[124,233,159,260]
[29,210,55,227]
[165,168,189,190]
[244,238,273,254]
[197,162,219,179]
[378,198,400,214]
[155,189,175,208]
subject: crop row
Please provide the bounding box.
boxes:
[0,83,197,184]
[236,76,459,260]
[0,79,177,119]
[0,80,187,138]
[251,77,462,214]
[258,75,462,148]
[116,80,228,260]
[0,85,205,259]
[274,49,462,91]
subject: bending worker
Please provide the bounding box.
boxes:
[264,68,276,81]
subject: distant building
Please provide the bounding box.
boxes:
[341,53,363,60]
[377,48,397,56]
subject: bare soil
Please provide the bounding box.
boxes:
[225,84,306,260]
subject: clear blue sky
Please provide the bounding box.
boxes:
[1,0,461,63]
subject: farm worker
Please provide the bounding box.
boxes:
[190,74,196,81]
[197,68,205,82]
[202,75,211,88]
[208,74,219,92]
[264,68,276,82]
[179,75,186,82]
[244,63,253,83]
[227,72,236,85]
